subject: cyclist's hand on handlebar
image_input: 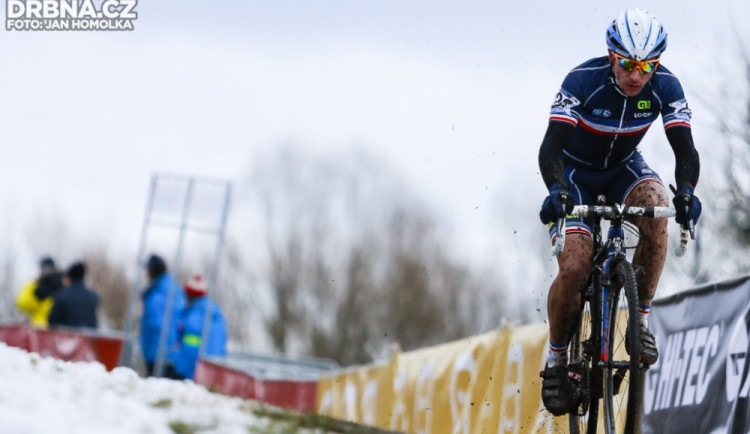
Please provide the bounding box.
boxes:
[670,183,702,228]
[539,183,574,224]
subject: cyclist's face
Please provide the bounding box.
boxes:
[609,52,656,97]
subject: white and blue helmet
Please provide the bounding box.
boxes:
[606,8,668,61]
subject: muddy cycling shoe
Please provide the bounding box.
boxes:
[540,365,582,416]
[626,323,659,367]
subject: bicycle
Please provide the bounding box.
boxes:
[551,194,693,434]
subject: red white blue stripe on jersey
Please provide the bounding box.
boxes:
[578,116,653,136]
[547,56,692,170]
[664,119,691,129]
[550,115,577,127]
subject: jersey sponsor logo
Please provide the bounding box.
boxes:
[592,108,612,118]
[668,99,693,121]
[550,90,580,116]
[637,100,651,110]
[634,112,653,118]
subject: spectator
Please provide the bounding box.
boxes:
[140,254,185,378]
[174,274,227,380]
[15,256,64,328]
[48,261,99,329]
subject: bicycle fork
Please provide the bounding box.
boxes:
[601,282,611,363]
[599,224,625,363]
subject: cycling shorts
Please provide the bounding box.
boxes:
[548,151,662,240]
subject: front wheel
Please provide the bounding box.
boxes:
[602,260,641,433]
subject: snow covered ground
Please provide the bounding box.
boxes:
[0,343,367,434]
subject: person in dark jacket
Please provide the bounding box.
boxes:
[174,274,227,380]
[140,254,185,378]
[35,257,65,303]
[15,256,64,327]
[48,261,99,329]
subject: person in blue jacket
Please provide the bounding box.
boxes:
[174,274,228,380]
[140,254,185,378]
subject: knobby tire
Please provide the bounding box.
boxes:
[568,278,601,434]
[603,260,641,433]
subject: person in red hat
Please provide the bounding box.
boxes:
[174,274,228,380]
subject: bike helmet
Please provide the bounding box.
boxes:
[606,8,667,61]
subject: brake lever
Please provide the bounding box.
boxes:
[552,217,566,257]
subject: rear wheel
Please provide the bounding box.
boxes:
[568,281,601,434]
[602,260,641,433]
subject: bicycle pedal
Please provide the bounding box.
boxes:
[583,338,595,354]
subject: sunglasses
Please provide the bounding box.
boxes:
[613,53,660,73]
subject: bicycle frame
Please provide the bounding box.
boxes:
[554,198,692,434]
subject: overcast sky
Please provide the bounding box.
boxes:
[1,1,748,287]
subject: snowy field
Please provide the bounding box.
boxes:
[0,343,383,434]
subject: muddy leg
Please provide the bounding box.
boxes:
[625,180,669,304]
[548,233,593,345]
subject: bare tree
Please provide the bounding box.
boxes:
[81,248,130,331]
[265,234,306,352]
[237,144,509,366]
[689,38,750,281]
[719,48,750,245]
[209,242,254,349]
[376,207,460,351]
[0,250,20,322]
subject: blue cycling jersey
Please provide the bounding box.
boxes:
[549,56,692,170]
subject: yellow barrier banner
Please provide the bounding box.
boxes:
[502,323,566,434]
[391,330,502,433]
[316,315,632,433]
[317,356,397,427]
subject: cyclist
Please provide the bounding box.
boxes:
[537,8,702,415]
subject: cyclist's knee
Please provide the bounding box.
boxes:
[626,180,669,236]
[557,264,589,288]
[639,218,668,238]
[557,257,591,289]
[553,234,592,292]
[626,180,668,207]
